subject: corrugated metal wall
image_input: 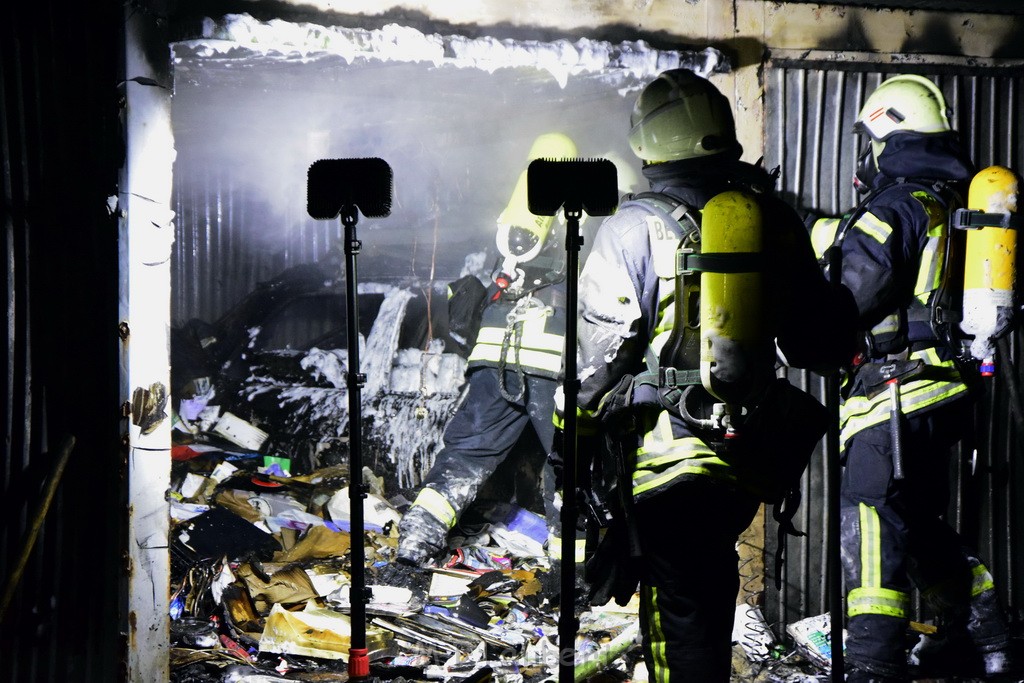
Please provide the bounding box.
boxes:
[5,3,1024,678]
[763,61,1024,638]
[0,2,125,681]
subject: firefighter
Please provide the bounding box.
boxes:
[396,133,578,571]
[571,69,856,682]
[813,75,1017,682]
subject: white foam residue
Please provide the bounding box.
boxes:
[984,186,1018,213]
[299,347,348,389]
[361,287,414,396]
[186,13,727,86]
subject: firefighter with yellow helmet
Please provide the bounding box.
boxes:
[396,133,580,575]
[809,75,1018,681]
[570,69,855,681]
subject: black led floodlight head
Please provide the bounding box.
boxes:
[306,158,393,220]
[526,158,618,217]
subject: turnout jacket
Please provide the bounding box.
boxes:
[827,134,976,446]
[576,159,856,500]
[468,232,567,381]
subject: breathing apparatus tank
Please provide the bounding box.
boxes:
[495,133,578,276]
[697,190,768,407]
[960,165,1019,371]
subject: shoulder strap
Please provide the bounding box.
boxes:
[623,192,701,234]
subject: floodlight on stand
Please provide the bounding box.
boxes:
[527,157,617,683]
[306,157,393,682]
[527,158,619,218]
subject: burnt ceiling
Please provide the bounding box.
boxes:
[801,0,1024,14]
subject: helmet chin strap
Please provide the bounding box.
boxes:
[853,136,880,194]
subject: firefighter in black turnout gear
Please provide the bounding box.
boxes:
[397,133,578,568]
[807,75,1019,683]
[572,70,856,682]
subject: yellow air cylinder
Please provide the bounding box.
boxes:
[962,165,1019,366]
[699,190,766,405]
[496,132,578,263]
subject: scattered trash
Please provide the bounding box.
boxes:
[165,270,846,682]
[733,603,776,661]
[786,612,846,671]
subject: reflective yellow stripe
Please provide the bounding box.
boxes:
[636,413,717,463]
[811,217,842,259]
[869,312,902,337]
[915,233,944,304]
[911,190,948,304]
[850,503,910,618]
[410,488,457,529]
[643,585,669,683]
[633,461,736,497]
[546,535,586,563]
[634,436,716,466]
[632,412,733,496]
[860,503,881,589]
[551,408,599,435]
[848,586,910,618]
[467,345,563,373]
[972,563,996,597]
[650,280,676,358]
[854,211,893,244]
[652,286,674,336]
[841,352,966,447]
[841,378,967,446]
[473,325,564,353]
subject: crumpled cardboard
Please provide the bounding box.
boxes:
[236,563,319,612]
[272,523,351,563]
[258,603,391,661]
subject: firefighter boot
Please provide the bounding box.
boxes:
[910,630,1020,681]
[844,663,908,683]
[910,586,1018,680]
[396,504,449,566]
[966,583,1020,681]
[909,629,984,679]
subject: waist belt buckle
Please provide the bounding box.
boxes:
[659,366,677,388]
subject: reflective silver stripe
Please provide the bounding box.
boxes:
[854,210,893,244]
[410,487,457,529]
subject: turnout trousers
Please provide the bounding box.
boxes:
[634,480,760,683]
[397,367,562,561]
[840,397,1010,679]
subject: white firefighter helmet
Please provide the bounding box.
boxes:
[627,69,740,164]
[855,75,951,161]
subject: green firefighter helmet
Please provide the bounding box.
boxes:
[855,75,951,160]
[628,69,740,164]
